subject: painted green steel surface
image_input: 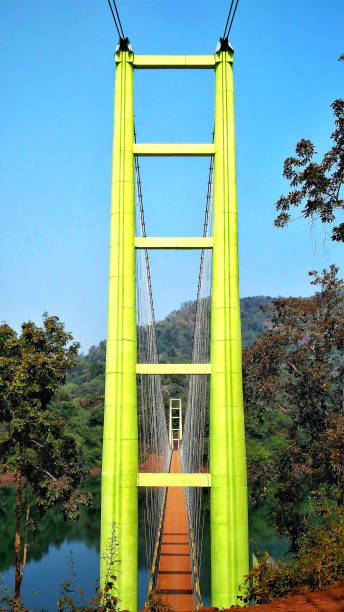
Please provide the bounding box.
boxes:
[136,363,211,375]
[135,236,213,249]
[137,473,211,487]
[133,143,215,156]
[133,54,216,69]
[100,51,138,612]
[100,48,249,610]
[210,51,249,607]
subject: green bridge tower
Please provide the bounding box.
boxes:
[100,43,248,611]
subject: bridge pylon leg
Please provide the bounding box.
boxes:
[210,50,249,608]
[100,50,138,612]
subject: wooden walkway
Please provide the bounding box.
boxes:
[156,450,194,611]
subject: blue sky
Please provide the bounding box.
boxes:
[1,0,343,351]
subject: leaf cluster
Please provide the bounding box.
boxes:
[0,315,90,525]
[274,97,344,241]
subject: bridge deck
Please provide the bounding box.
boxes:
[156,450,194,611]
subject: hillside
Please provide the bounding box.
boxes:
[156,295,272,361]
[51,296,273,466]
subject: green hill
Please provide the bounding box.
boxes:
[156,296,272,360]
[51,296,273,466]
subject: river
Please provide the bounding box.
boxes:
[0,478,289,610]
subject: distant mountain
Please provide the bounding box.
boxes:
[51,296,273,466]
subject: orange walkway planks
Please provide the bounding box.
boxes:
[156,450,194,611]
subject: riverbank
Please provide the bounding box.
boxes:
[212,583,344,610]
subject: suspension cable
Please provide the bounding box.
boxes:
[134,130,171,591]
[106,0,126,40]
[223,0,235,38]
[181,136,214,608]
[227,0,240,36]
[112,0,125,38]
[223,0,240,38]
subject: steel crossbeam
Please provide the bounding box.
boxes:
[137,473,211,487]
[133,143,215,156]
[135,237,213,249]
[133,55,216,69]
[136,363,211,375]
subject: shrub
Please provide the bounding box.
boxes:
[243,498,344,604]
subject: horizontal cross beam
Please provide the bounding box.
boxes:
[133,143,215,157]
[137,473,211,487]
[136,363,211,375]
[133,55,216,70]
[135,237,213,249]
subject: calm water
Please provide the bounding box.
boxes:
[0,479,288,610]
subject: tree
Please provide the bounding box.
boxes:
[274,57,344,241]
[0,315,90,609]
[243,266,344,545]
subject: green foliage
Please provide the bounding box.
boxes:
[0,315,90,603]
[244,499,344,604]
[0,315,90,520]
[274,93,344,241]
[297,498,344,590]
[243,553,294,604]
[156,301,196,363]
[244,266,344,545]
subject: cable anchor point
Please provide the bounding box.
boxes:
[215,37,234,53]
[116,37,133,52]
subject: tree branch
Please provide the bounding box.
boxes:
[42,468,57,482]
[31,439,43,448]
[20,503,31,581]
[286,360,302,375]
[276,402,288,413]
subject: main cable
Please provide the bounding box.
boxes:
[106,0,121,38]
[112,0,125,38]
[227,0,239,36]
[223,0,235,38]
[106,0,125,39]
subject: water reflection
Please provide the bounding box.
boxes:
[0,479,149,610]
[1,479,287,610]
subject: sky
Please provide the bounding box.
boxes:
[1,0,343,351]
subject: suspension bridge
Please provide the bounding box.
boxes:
[100,13,248,611]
